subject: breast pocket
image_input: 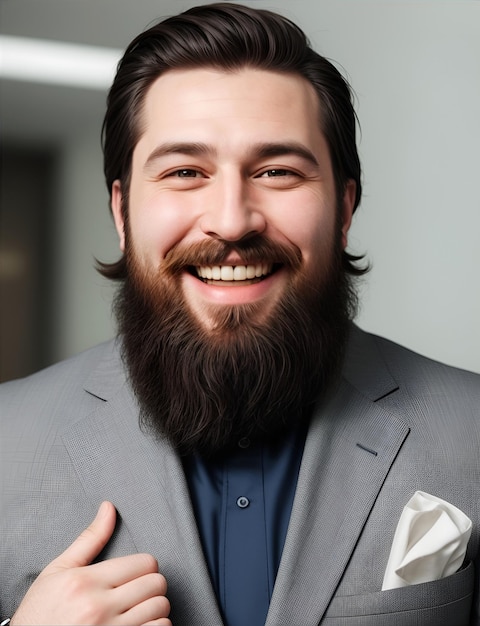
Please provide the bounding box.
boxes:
[322,561,474,626]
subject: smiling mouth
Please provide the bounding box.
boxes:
[192,263,275,284]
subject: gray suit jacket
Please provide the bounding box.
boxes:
[1,326,479,625]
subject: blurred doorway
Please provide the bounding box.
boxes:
[0,144,57,382]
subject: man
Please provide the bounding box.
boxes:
[1,3,479,625]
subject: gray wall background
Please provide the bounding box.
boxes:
[1,0,479,374]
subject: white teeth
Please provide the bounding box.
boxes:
[196,263,273,281]
[233,265,247,280]
[220,266,234,281]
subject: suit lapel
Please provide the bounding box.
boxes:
[62,328,409,626]
[62,344,224,626]
[266,328,410,626]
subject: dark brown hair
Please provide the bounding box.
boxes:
[100,2,367,279]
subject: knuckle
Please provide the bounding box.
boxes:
[78,525,98,544]
[77,597,108,625]
[62,570,91,597]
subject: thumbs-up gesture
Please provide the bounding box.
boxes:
[11,502,172,626]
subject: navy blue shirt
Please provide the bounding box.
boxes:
[183,424,307,626]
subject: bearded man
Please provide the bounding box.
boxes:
[1,4,479,626]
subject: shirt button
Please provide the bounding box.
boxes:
[238,437,251,449]
[236,496,250,508]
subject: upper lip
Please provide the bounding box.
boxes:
[215,253,254,265]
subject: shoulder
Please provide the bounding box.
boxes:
[0,339,124,431]
[348,325,479,429]
[345,324,479,419]
[371,330,479,396]
[348,323,479,385]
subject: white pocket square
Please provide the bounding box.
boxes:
[382,490,472,591]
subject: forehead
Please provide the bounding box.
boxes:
[134,67,324,156]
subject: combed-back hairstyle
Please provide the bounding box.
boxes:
[100,2,367,279]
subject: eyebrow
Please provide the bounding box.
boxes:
[253,142,319,167]
[143,142,212,171]
[143,141,319,172]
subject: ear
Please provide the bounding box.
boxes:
[111,180,126,252]
[341,179,356,250]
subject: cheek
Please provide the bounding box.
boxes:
[128,193,196,263]
[270,197,336,266]
[298,227,335,272]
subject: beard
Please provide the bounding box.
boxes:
[114,228,358,457]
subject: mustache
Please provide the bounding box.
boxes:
[162,235,302,275]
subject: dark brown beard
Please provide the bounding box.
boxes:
[114,233,357,456]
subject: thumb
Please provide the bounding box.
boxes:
[47,501,117,571]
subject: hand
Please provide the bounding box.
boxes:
[11,501,172,626]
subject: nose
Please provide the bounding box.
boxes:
[199,174,266,242]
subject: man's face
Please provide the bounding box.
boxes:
[112,68,355,330]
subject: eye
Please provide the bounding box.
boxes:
[169,168,202,178]
[254,167,303,188]
[259,168,295,178]
[160,166,208,189]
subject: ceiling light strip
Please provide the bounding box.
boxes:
[0,35,122,90]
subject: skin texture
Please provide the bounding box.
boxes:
[112,68,355,330]
[11,502,172,626]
